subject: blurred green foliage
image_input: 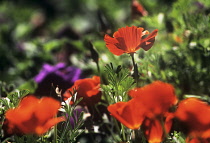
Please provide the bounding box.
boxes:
[0,0,210,98]
[0,0,210,142]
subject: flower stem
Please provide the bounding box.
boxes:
[130,53,139,87]
[54,116,58,143]
[121,124,126,142]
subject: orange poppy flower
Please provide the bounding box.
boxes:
[63,76,101,106]
[3,95,65,135]
[128,81,177,118]
[104,26,158,56]
[175,98,210,140]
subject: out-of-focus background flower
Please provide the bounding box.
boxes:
[1,0,210,99]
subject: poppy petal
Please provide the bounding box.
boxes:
[104,26,157,55]
[104,34,125,56]
[63,76,101,106]
[4,95,63,135]
[175,98,210,138]
[128,81,177,118]
[140,29,158,51]
[35,97,61,124]
[113,26,144,53]
[108,99,145,130]
[142,118,164,143]
[36,116,65,135]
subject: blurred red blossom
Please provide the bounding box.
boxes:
[63,76,101,106]
[108,81,177,142]
[3,95,65,136]
[131,0,148,19]
[175,98,210,143]
[186,138,210,143]
[104,26,158,56]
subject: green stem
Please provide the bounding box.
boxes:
[96,61,100,73]
[113,118,121,137]
[160,116,168,138]
[54,117,58,143]
[130,53,139,87]
[121,124,126,142]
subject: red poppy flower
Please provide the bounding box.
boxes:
[63,76,101,106]
[3,95,65,135]
[104,26,158,56]
[128,81,177,118]
[175,98,210,139]
[108,81,177,142]
[131,0,148,19]
[108,98,146,130]
[142,113,174,143]
[186,138,210,143]
[108,81,176,128]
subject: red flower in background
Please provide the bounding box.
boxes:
[131,0,148,19]
[104,26,158,56]
[63,76,101,106]
[3,95,65,136]
[175,98,210,142]
[186,138,210,143]
[108,81,177,142]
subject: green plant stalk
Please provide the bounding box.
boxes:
[130,53,139,87]
[96,61,100,73]
[160,117,167,139]
[54,116,58,143]
[121,124,126,142]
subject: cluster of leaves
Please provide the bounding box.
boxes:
[58,91,84,143]
[0,83,29,141]
[102,63,134,104]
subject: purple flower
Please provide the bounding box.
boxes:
[34,63,81,84]
[69,107,85,129]
[194,2,205,10]
[34,63,82,97]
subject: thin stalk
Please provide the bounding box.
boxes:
[130,53,139,87]
[54,116,58,143]
[96,61,100,73]
[121,124,126,142]
[160,117,168,139]
[113,118,122,137]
